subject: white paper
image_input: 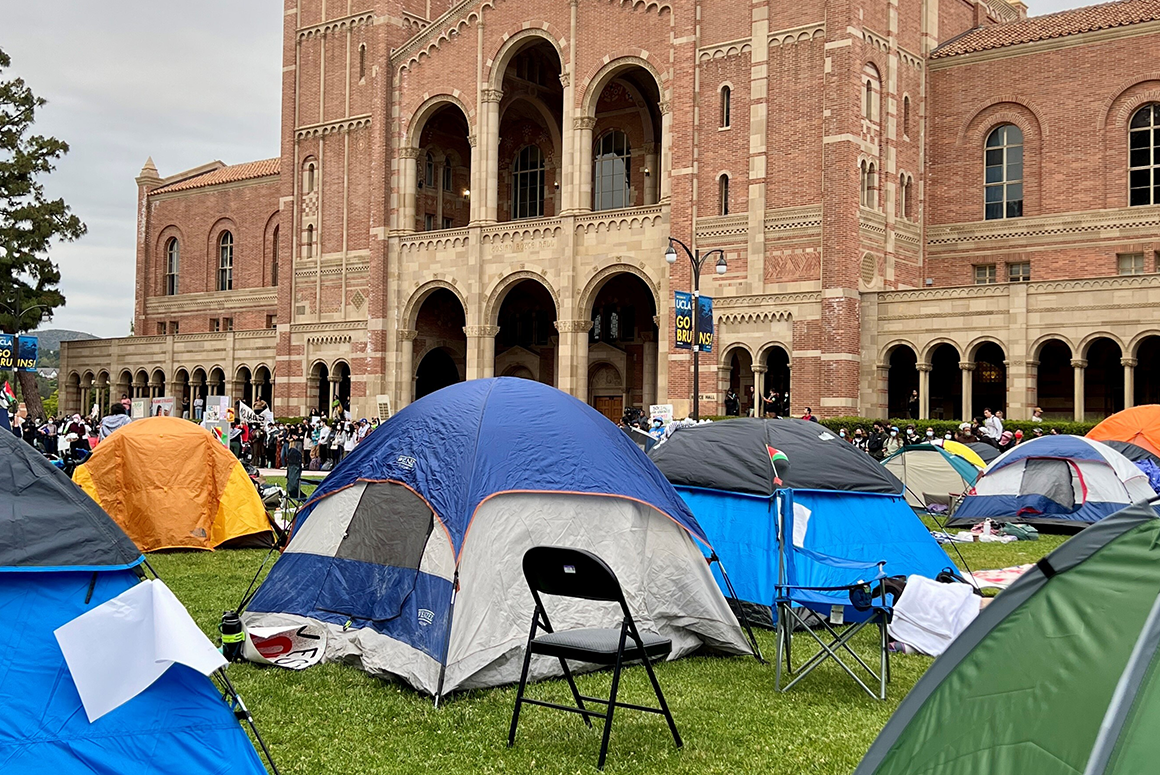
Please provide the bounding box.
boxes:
[243,623,327,670]
[792,502,812,548]
[54,579,227,722]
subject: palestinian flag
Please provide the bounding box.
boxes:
[767,446,788,486]
[0,381,15,408]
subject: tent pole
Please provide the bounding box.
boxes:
[236,544,280,613]
[711,553,764,663]
[899,479,979,584]
[215,668,282,775]
[434,569,460,708]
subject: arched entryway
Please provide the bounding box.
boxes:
[416,348,461,400]
[208,367,226,397]
[495,278,558,386]
[886,344,918,419]
[173,368,190,417]
[332,362,352,416]
[972,342,1006,419]
[762,346,791,417]
[235,366,253,406]
[412,103,472,231]
[587,272,658,416]
[253,365,273,407]
[309,362,330,414]
[725,347,754,417]
[928,343,961,420]
[413,288,466,399]
[1084,337,1124,419]
[149,368,166,399]
[1136,336,1160,405]
[1035,339,1073,419]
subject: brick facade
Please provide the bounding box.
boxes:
[61,0,1160,424]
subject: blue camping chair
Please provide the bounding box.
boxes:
[774,489,893,700]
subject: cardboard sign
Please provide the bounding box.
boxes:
[649,404,674,425]
[130,398,149,420]
[243,623,327,670]
[150,397,176,417]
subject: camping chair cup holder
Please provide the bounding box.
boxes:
[509,546,682,770]
[774,560,893,701]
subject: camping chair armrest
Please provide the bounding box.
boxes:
[775,575,888,594]
[796,550,886,572]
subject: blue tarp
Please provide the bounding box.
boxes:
[677,485,952,620]
[294,377,708,549]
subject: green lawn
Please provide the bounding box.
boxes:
[150,529,1063,775]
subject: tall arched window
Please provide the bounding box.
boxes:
[985,124,1023,220]
[903,96,911,137]
[424,152,435,189]
[718,174,730,216]
[720,85,732,128]
[165,237,179,296]
[593,130,631,211]
[511,145,545,219]
[899,173,913,220]
[304,161,316,194]
[358,44,366,81]
[217,231,233,291]
[860,161,877,209]
[305,224,315,259]
[1130,104,1160,207]
[271,226,279,286]
[862,64,880,122]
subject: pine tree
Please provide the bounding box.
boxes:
[0,47,86,420]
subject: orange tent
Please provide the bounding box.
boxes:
[73,416,272,551]
[1088,405,1160,457]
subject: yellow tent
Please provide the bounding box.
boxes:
[73,416,272,551]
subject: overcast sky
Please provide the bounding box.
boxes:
[2,0,1087,338]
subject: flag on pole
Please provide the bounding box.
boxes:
[767,446,788,486]
[0,381,15,408]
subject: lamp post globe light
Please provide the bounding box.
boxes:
[664,237,726,421]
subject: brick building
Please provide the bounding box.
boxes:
[62,0,1160,422]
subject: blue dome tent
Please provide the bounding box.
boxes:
[245,378,750,698]
[649,419,953,626]
[0,430,270,774]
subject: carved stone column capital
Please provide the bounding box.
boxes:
[573,116,598,131]
[399,146,422,160]
[464,325,500,338]
[554,319,593,334]
[397,328,417,341]
[481,88,504,104]
[1071,359,1088,369]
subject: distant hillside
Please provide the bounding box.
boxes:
[27,329,98,352]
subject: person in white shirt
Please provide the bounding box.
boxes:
[982,408,1003,446]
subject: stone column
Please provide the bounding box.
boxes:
[399,147,420,232]
[959,362,975,421]
[751,364,767,416]
[559,71,578,214]
[642,143,658,205]
[554,320,592,399]
[398,329,417,407]
[329,376,341,414]
[658,101,672,203]
[465,325,499,380]
[209,374,222,397]
[1072,358,1087,421]
[643,332,658,408]
[1026,359,1040,418]
[481,89,503,223]
[435,159,445,227]
[917,362,932,420]
[574,117,596,213]
[467,134,480,223]
[1123,357,1137,410]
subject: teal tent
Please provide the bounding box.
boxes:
[855,500,1160,775]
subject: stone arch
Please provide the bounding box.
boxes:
[404,279,469,329]
[485,270,560,326]
[965,336,1008,362]
[577,262,660,316]
[961,98,1046,147]
[404,93,475,150]
[500,94,564,164]
[579,55,668,119]
[720,341,754,360]
[1031,333,1075,360]
[877,338,920,368]
[1129,329,1160,357]
[487,26,566,92]
[920,338,962,363]
[1079,331,1127,359]
[756,340,793,364]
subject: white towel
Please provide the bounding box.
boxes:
[888,575,980,656]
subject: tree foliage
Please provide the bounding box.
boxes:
[0,46,86,417]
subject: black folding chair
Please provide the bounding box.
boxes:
[508,546,682,770]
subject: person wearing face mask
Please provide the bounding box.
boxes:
[905,424,919,444]
[867,422,887,461]
[852,427,868,452]
[885,425,904,455]
[925,427,936,443]
[839,427,849,442]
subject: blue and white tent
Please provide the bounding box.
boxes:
[0,428,268,773]
[948,435,1156,528]
[245,378,750,697]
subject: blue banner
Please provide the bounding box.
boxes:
[697,296,714,353]
[674,291,693,350]
[0,334,13,369]
[15,336,38,372]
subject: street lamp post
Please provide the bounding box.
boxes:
[665,237,726,420]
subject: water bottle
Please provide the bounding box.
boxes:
[220,610,245,662]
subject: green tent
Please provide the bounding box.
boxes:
[855,500,1160,775]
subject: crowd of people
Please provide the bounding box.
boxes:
[6,392,382,473]
[836,407,1060,460]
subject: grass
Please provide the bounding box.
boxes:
[149,525,1061,775]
